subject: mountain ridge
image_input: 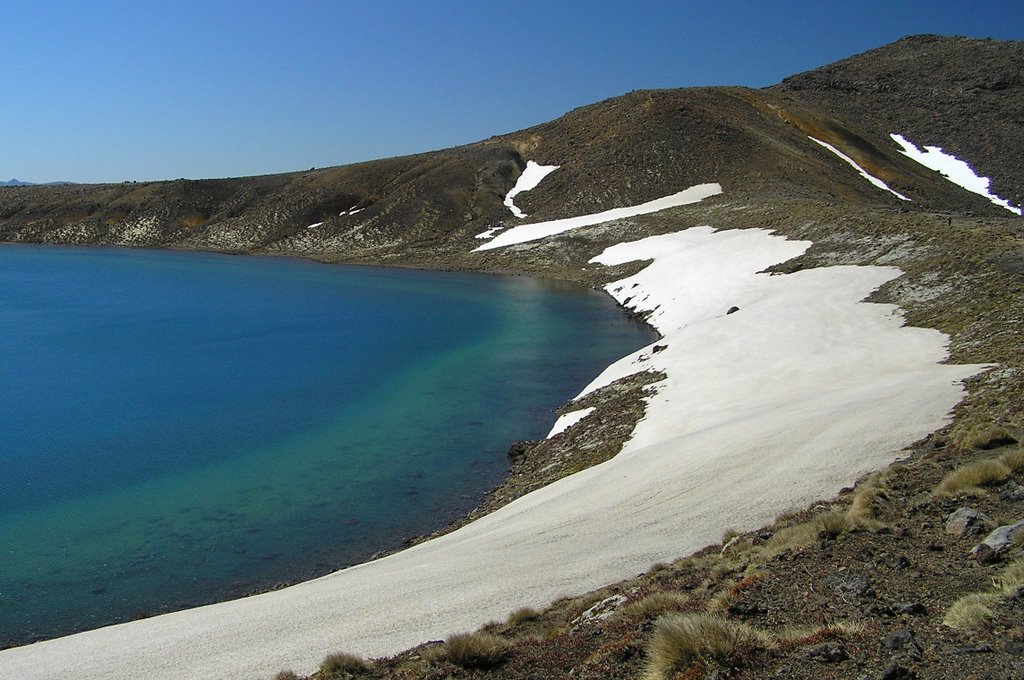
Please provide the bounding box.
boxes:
[2,36,1020,267]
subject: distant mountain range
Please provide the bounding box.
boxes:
[1,178,74,187]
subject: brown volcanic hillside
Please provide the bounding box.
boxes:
[774,34,1024,208]
[2,41,1017,268]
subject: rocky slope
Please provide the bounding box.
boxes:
[2,35,1023,680]
[774,34,1024,208]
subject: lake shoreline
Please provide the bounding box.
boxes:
[0,206,988,679]
[0,243,656,650]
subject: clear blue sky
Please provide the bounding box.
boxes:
[3,0,1022,184]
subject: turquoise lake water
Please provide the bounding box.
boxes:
[0,245,655,647]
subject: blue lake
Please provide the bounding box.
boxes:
[0,245,655,647]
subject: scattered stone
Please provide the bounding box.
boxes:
[971,519,1024,563]
[651,344,668,353]
[727,601,760,617]
[572,594,627,625]
[944,507,992,537]
[880,664,918,680]
[881,629,923,661]
[946,644,992,654]
[1005,640,1024,656]
[1001,480,1024,502]
[808,642,849,662]
[894,555,912,569]
[726,306,740,314]
[505,440,536,464]
[827,571,874,598]
[973,543,1001,565]
[868,603,894,617]
[893,602,927,616]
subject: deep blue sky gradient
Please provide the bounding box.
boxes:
[3,0,1022,183]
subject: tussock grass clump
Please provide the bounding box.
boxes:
[424,631,512,669]
[1000,446,1024,472]
[941,560,1024,633]
[775,621,864,648]
[998,559,1024,594]
[318,651,370,677]
[943,592,1001,632]
[762,520,821,557]
[644,613,771,680]
[505,606,541,627]
[952,422,1019,450]
[848,470,890,525]
[721,527,741,544]
[273,672,300,680]
[618,591,692,620]
[817,511,853,538]
[934,459,1011,496]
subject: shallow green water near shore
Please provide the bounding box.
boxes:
[0,245,655,647]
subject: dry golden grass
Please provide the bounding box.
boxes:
[999,446,1024,472]
[934,459,1011,496]
[952,422,1018,450]
[423,631,512,669]
[762,520,821,557]
[643,613,771,680]
[273,671,300,680]
[998,559,1024,594]
[318,651,370,677]
[774,621,864,647]
[618,591,692,620]
[943,592,1001,631]
[721,527,741,544]
[505,606,541,627]
[848,470,890,525]
[817,511,853,538]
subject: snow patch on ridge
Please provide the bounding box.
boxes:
[890,133,1022,215]
[504,161,560,219]
[475,183,723,251]
[547,407,596,438]
[475,225,505,240]
[809,137,910,201]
